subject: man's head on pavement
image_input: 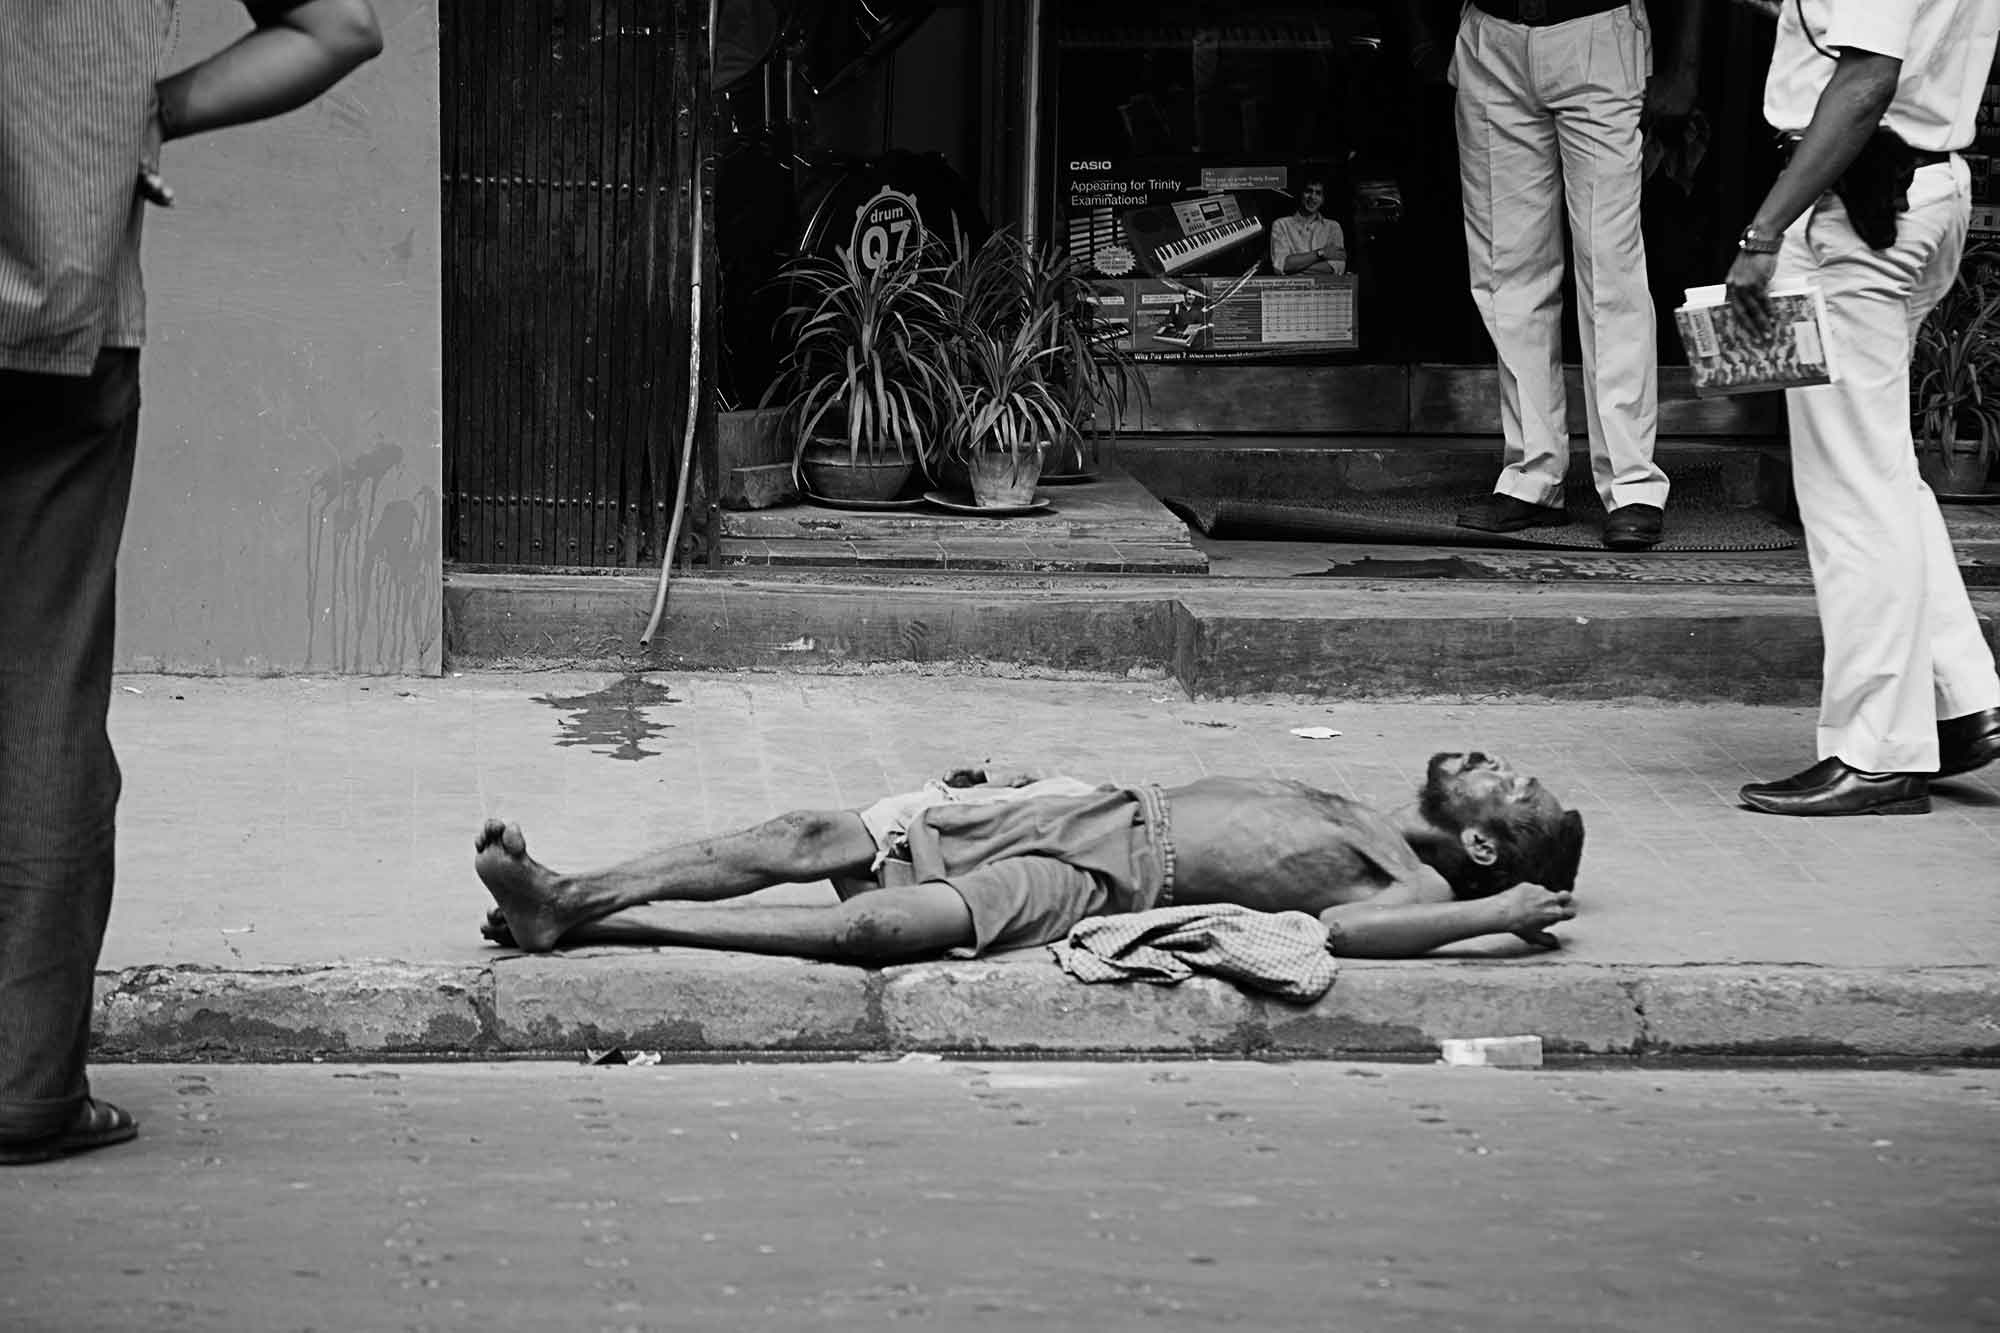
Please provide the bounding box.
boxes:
[1418,752,1585,900]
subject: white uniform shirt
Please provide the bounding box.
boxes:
[1763,0,2000,153]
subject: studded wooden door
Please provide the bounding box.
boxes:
[443,0,713,567]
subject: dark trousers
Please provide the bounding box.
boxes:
[0,349,138,1141]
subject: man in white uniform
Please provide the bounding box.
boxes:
[1269,175,1347,275]
[1727,0,2000,816]
[1446,0,1706,551]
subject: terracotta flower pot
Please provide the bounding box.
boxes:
[1919,433,1997,497]
[798,442,915,503]
[966,444,1047,508]
[932,452,972,497]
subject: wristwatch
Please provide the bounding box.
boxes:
[1737,224,1784,255]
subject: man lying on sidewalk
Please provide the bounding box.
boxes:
[474,753,1585,963]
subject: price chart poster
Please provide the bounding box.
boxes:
[1113,274,1358,362]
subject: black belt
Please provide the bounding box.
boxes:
[1778,133,1949,169]
[1471,0,1627,25]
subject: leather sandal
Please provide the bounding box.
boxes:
[0,1098,138,1166]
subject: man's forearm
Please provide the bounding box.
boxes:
[1281,249,1340,274]
[1748,52,1900,238]
[158,0,383,142]
[1663,0,1708,77]
[1319,899,1510,958]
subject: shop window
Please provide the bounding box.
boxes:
[1050,2,1477,365]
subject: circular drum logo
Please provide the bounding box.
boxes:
[849,186,924,272]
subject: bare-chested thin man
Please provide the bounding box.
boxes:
[474,752,1586,962]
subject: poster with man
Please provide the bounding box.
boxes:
[1059,159,1359,358]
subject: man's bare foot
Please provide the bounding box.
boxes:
[480,907,517,948]
[473,820,580,951]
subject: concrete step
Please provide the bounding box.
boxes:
[1112,435,1794,513]
[444,569,2000,705]
[715,464,1209,575]
[445,442,2000,702]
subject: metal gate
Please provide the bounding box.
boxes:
[442,0,712,568]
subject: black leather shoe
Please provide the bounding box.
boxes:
[1738,756,1848,799]
[1936,706,2000,779]
[1456,494,1569,533]
[1739,761,1930,817]
[1602,503,1665,551]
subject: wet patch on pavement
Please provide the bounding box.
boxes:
[533,675,681,761]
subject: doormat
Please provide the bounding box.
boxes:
[1166,460,1800,553]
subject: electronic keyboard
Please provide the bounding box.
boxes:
[1148,217,1264,274]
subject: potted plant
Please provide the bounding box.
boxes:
[1020,238,1148,477]
[1913,238,2000,498]
[930,229,1146,505]
[934,303,1070,507]
[762,241,947,503]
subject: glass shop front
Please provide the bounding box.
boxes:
[719,0,1787,435]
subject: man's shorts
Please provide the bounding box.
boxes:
[895,784,1177,957]
[856,777,1100,876]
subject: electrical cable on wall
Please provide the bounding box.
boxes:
[640,0,718,648]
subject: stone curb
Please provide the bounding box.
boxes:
[448,574,2000,704]
[448,573,1894,703]
[1170,589,1835,703]
[91,957,2000,1062]
[92,963,495,1059]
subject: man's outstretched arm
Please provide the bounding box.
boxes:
[1319,883,1574,958]
[158,0,383,142]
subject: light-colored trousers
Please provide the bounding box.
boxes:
[1452,4,1667,511]
[1775,158,2000,773]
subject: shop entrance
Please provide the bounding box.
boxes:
[714,1,1789,439]
[1034,0,1784,439]
[699,0,1809,567]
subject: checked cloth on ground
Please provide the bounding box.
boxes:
[1048,904,1338,1002]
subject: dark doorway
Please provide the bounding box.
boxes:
[441,0,710,567]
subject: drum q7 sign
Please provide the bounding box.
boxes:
[849,185,925,271]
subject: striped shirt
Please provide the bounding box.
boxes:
[0,1,302,375]
[1049,904,1339,1002]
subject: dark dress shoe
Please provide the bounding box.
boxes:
[1457,494,1569,533]
[1738,756,1848,798]
[1936,706,2000,779]
[1739,760,1930,817]
[1602,503,1665,551]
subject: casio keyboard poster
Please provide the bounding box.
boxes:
[1063,158,1358,359]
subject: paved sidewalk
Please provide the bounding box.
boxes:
[90,671,2000,1061]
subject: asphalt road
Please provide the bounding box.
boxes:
[3,1061,1996,1332]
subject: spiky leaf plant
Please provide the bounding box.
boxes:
[763,241,950,484]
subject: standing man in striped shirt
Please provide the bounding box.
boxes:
[0,0,382,1166]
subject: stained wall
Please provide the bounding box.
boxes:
[117,0,442,674]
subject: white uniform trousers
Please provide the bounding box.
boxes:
[1775,157,2000,774]
[1453,4,1667,511]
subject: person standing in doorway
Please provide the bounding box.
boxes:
[1439,0,1708,551]
[1726,0,2000,816]
[0,0,382,1166]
